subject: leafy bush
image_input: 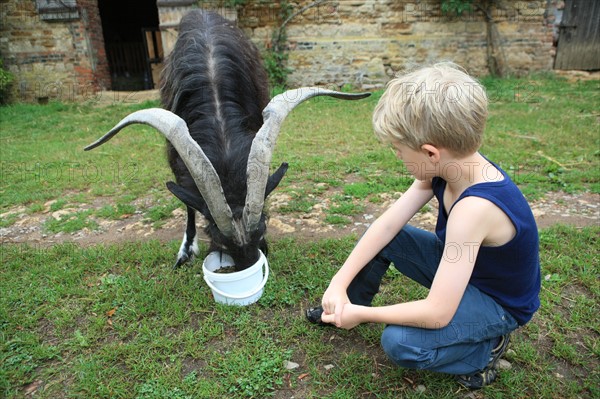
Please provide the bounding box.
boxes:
[441,0,474,15]
[0,59,15,104]
[264,50,291,89]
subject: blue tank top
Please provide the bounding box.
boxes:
[432,162,541,325]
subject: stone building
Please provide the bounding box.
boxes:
[0,0,573,102]
[1,0,111,102]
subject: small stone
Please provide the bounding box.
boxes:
[43,200,57,212]
[22,380,44,396]
[532,208,545,217]
[497,359,512,370]
[416,384,426,393]
[268,218,296,233]
[283,361,300,370]
[172,208,185,217]
[51,209,73,219]
[324,364,334,370]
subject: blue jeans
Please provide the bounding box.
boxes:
[347,225,518,375]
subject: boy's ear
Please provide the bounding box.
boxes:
[421,144,440,162]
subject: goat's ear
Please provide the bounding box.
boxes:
[265,162,288,198]
[166,181,209,215]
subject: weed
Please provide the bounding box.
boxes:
[49,199,67,212]
[325,214,352,225]
[26,203,45,214]
[144,199,180,227]
[0,213,17,227]
[329,197,364,216]
[96,203,137,220]
[277,193,316,213]
[43,210,98,233]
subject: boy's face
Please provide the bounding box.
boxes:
[391,141,436,181]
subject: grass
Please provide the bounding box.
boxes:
[43,210,99,234]
[0,73,599,398]
[2,75,598,221]
[1,227,598,398]
[480,75,600,198]
[0,100,170,210]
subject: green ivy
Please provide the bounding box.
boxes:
[0,58,14,104]
[265,1,294,89]
[264,50,291,89]
[441,0,474,15]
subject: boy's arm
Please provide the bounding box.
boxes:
[323,196,497,329]
[322,179,434,324]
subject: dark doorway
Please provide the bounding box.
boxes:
[98,0,162,90]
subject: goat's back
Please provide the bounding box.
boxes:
[160,10,270,199]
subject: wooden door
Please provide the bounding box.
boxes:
[554,0,600,70]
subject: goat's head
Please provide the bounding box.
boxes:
[85,88,370,269]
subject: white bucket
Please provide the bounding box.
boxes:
[202,250,269,306]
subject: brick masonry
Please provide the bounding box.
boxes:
[1,0,557,101]
[1,0,110,102]
[238,0,556,89]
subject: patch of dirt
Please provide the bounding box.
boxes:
[554,70,600,82]
[86,89,160,107]
[0,190,597,251]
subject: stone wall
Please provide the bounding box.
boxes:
[157,0,238,59]
[237,0,555,89]
[0,0,110,102]
[0,0,556,102]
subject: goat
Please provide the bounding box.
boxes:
[85,10,369,270]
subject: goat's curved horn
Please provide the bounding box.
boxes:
[244,88,371,231]
[84,108,236,238]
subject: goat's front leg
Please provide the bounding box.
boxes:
[174,206,200,268]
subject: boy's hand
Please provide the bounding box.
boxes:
[321,303,364,330]
[322,285,350,326]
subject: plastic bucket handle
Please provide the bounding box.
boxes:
[203,260,269,300]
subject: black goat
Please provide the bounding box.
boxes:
[85,10,369,270]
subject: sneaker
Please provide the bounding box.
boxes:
[305,306,334,327]
[455,333,511,389]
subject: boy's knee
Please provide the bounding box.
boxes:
[381,326,436,370]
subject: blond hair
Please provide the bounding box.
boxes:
[372,62,488,156]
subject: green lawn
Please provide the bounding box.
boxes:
[1,74,599,398]
[1,227,598,398]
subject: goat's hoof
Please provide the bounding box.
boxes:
[173,254,192,269]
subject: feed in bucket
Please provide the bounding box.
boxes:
[202,250,269,306]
